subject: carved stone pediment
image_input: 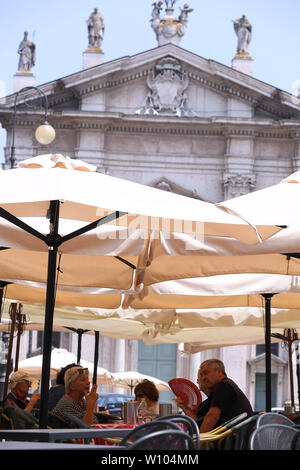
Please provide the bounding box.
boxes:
[136,56,196,117]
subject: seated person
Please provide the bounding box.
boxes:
[52,365,99,425]
[176,359,253,432]
[175,371,212,423]
[198,359,253,432]
[47,362,77,410]
[3,370,40,414]
[134,379,159,415]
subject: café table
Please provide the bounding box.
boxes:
[0,440,125,450]
[89,422,137,446]
[0,427,132,443]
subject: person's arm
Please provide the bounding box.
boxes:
[175,397,198,421]
[82,385,98,425]
[24,393,41,413]
[199,406,221,433]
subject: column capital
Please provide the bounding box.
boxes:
[222,172,256,199]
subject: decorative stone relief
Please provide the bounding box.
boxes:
[222,172,256,199]
[136,56,196,116]
[151,1,193,47]
[151,177,204,200]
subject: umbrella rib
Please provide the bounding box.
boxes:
[59,210,128,245]
[114,256,136,269]
[282,252,300,259]
[0,207,47,243]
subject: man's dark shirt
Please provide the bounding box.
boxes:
[197,395,212,420]
[207,377,253,427]
[3,392,28,409]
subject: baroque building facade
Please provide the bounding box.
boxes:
[0,4,297,408]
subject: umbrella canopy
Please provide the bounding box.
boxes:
[0,153,284,429]
[0,153,282,248]
[17,348,113,384]
[215,171,300,255]
[111,370,170,394]
[0,155,292,427]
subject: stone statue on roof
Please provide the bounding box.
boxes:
[151,0,193,47]
[233,14,252,57]
[17,31,35,72]
[87,7,105,49]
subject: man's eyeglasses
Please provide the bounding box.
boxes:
[135,393,145,398]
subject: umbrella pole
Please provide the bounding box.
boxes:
[262,293,274,412]
[3,302,17,399]
[286,329,295,409]
[64,327,90,363]
[295,336,300,411]
[14,307,22,372]
[0,281,9,322]
[93,331,99,386]
[39,200,60,429]
[77,329,84,363]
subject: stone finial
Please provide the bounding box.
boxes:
[233,14,252,58]
[83,8,105,69]
[17,31,35,72]
[231,14,253,75]
[86,7,105,50]
[151,1,193,47]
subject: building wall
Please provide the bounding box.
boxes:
[1,48,296,407]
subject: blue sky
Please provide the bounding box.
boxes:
[1,0,300,162]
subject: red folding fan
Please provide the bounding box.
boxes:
[168,378,202,414]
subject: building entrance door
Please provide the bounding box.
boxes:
[138,342,177,401]
[255,372,277,411]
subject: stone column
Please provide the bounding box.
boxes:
[3,124,36,169]
[222,172,256,199]
[74,127,106,171]
[113,339,126,394]
[292,136,300,172]
[189,352,201,383]
[222,133,256,199]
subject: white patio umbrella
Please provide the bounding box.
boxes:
[111,370,170,394]
[216,171,300,255]
[17,348,113,384]
[0,154,288,426]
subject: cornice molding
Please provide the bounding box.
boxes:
[2,114,300,140]
[2,47,299,119]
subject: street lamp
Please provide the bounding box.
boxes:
[10,86,56,168]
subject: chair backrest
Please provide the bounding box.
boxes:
[47,411,70,429]
[127,429,195,450]
[157,414,200,449]
[4,406,39,429]
[250,424,299,450]
[31,408,71,429]
[119,420,183,446]
[291,430,300,450]
[223,414,259,450]
[64,413,93,428]
[218,412,248,430]
[256,412,295,428]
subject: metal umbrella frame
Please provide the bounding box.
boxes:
[0,311,109,395]
[111,370,170,394]
[17,347,113,384]
[0,153,285,428]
